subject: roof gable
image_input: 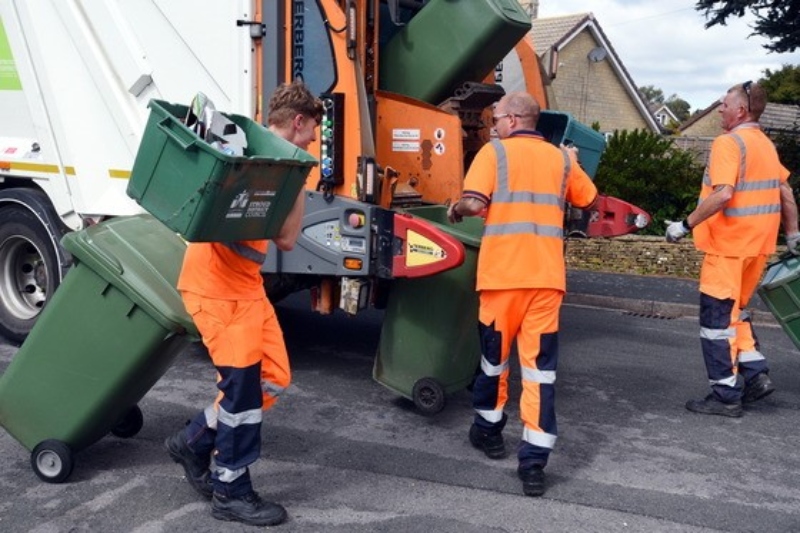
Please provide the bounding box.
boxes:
[531,13,660,132]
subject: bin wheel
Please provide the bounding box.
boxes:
[111,405,144,439]
[412,378,446,415]
[31,440,74,483]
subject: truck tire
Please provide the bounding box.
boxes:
[0,205,63,343]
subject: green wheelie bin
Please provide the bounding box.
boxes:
[373,205,483,415]
[0,214,197,483]
[758,253,800,350]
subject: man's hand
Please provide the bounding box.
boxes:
[665,220,690,243]
[787,233,800,255]
[447,202,463,224]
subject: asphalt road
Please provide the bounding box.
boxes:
[0,290,799,532]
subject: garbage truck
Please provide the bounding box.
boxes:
[0,0,648,343]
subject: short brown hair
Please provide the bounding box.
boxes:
[732,81,767,119]
[267,80,323,127]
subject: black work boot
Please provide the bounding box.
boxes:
[518,465,546,497]
[469,424,507,459]
[164,430,213,499]
[685,394,743,418]
[742,373,775,404]
[211,490,287,526]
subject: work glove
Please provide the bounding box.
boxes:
[665,219,691,243]
[787,233,800,255]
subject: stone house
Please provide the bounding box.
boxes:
[652,104,679,131]
[528,12,660,135]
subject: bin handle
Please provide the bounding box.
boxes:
[157,117,199,152]
[767,250,798,268]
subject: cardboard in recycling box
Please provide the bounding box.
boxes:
[127,99,318,242]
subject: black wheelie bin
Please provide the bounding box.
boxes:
[0,214,197,483]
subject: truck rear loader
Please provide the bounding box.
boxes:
[0,0,647,344]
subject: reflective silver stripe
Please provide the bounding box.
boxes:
[483,140,568,239]
[720,133,779,217]
[476,408,505,424]
[738,350,766,363]
[702,169,711,187]
[521,366,556,384]
[222,242,267,264]
[559,149,570,202]
[218,405,262,428]
[522,426,557,449]
[483,222,563,238]
[495,191,563,206]
[481,356,509,377]
[700,326,735,340]
[708,375,738,387]
[262,379,286,398]
[723,204,781,217]
[492,139,509,193]
[729,133,747,186]
[736,178,780,192]
[739,309,751,321]
[204,405,219,431]
[215,465,247,483]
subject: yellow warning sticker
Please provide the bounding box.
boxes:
[405,230,446,267]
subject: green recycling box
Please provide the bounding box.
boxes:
[379,0,531,104]
[373,205,483,415]
[537,110,606,179]
[127,99,318,242]
[758,254,800,351]
[0,214,197,483]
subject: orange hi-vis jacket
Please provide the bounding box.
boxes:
[177,240,269,300]
[693,124,790,257]
[462,132,597,291]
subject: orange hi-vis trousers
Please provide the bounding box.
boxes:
[471,288,562,468]
[698,253,769,403]
[180,291,290,496]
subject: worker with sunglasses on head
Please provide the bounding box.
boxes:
[448,91,597,497]
[666,81,800,417]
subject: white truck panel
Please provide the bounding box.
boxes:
[0,0,255,230]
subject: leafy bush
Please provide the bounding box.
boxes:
[593,129,705,236]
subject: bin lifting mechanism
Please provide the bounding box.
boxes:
[391,212,465,278]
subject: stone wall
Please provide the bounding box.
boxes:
[564,235,785,279]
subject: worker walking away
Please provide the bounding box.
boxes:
[665,80,800,418]
[165,81,322,526]
[447,91,597,497]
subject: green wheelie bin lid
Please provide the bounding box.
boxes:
[60,214,198,337]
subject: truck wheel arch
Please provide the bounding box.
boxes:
[0,188,72,343]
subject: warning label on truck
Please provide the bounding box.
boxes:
[392,129,420,141]
[0,20,22,91]
[392,141,420,153]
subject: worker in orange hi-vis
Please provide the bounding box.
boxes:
[448,91,597,498]
[165,81,322,527]
[666,80,800,418]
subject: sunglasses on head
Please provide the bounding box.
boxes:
[742,80,752,112]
